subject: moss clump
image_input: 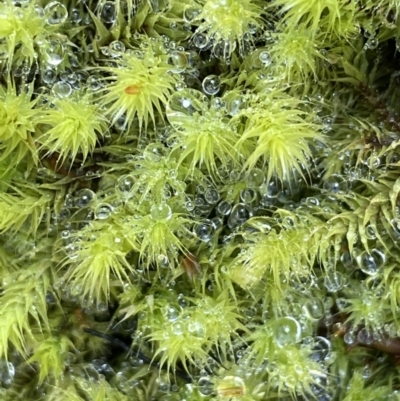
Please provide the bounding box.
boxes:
[1,1,400,401]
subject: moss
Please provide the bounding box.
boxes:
[1,0,400,400]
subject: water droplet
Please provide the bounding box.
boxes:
[52,81,72,98]
[202,75,221,95]
[171,322,184,335]
[117,174,135,198]
[183,6,201,23]
[61,230,70,239]
[164,306,179,322]
[357,328,374,345]
[240,188,257,203]
[194,220,214,241]
[0,360,15,386]
[228,203,252,230]
[70,8,82,23]
[356,249,385,276]
[216,201,231,217]
[42,68,57,84]
[101,1,116,23]
[87,75,102,91]
[343,331,356,345]
[188,320,205,337]
[365,225,377,240]
[272,317,302,347]
[95,203,113,220]
[217,376,246,397]
[193,32,208,49]
[45,41,64,66]
[310,337,331,362]
[259,51,271,66]
[226,96,245,116]
[324,271,345,292]
[75,189,96,208]
[167,51,188,73]
[150,204,172,220]
[44,1,68,25]
[109,40,125,57]
[204,188,220,204]
[303,298,324,320]
[246,168,264,187]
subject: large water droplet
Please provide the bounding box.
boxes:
[324,271,345,292]
[228,203,252,230]
[44,1,68,25]
[95,203,113,220]
[217,376,246,397]
[310,337,331,362]
[202,75,221,95]
[259,51,271,66]
[356,249,385,276]
[0,360,15,386]
[216,200,232,216]
[272,317,302,347]
[150,204,172,220]
[167,51,188,73]
[303,298,324,320]
[75,189,96,208]
[188,320,205,337]
[45,41,65,66]
[204,188,220,204]
[109,40,125,57]
[194,219,214,241]
[183,7,201,23]
[52,81,72,98]
[101,1,117,24]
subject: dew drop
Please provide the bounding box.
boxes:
[87,75,102,91]
[164,306,179,322]
[228,203,252,230]
[75,189,96,208]
[0,360,15,386]
[45,41,64,66]
[150,204,172,220]
[44,1,68,25]
[109,40,125,57]
[357,328,374,345]
[42,68,57,84]
[303,298,324,320]
[194,220,214,241]
[217,376,246,397]
[167,51,188,73]
[101,1,117,23]
[183,7,201,23]
[70,8,82,23]
[272,317,302,347]
[343,331,356,345]
[259,51,271,66]
[117,174,135,197]
[216,200,232,216]
[52,81,72,98]
[193,32,208,49]
[324,271,345,292]
[171,322,184,335]
[310,337,331,362]
[204,188,220,204]
[95,203,113,220]
[356,249,385,276]
[240,188,257,204]
[202,75,221,95]
[188,320,205,337]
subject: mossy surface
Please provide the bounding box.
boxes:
[1,0,400,400]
